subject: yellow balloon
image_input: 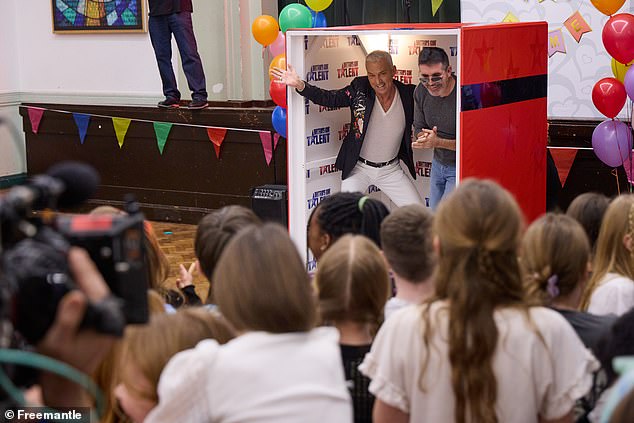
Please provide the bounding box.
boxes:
[611,58,633,83]
[591,0,626,16]
[268,54,286,81]
[305,0,334,12]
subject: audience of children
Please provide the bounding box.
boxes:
[379,204,436,319]
[566,192,610,256]
[307,192,389,261]
[314,234,391,423]
[359,179,598,422]
[145,223,353,422]
[581,195,634,316]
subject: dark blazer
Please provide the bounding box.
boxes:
[148,0,193,16]
[300,77,417,180]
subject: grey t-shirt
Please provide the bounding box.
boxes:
[413,75,457,167]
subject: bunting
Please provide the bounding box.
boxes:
[27,107,45,134]
[112,117,132,149]
[206,128,228,158]
[549,148,578,187]
[259,131,275,165]
[153,122,173,155]
[564,11,592,43]
[72,113,91,144]
[623,152,634,184]
[502,12,519,23]
[431,0,444,16]
[548,29,566,57]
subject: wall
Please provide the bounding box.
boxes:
[462,0,632,119]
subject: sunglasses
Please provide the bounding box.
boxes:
[419,74,444,85]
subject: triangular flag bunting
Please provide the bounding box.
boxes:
[72,113,91,144]
[431,0,444,16]
[112,117,132,149]
[548,29,566,57]
[564,11,592,43]
[206,127,228,159]
[623,151,634,184]
[502,12,519,23]
[550,148,578,187]
[27,107,45,134]
[274,133,281,150]
[153,122,173,155]
[259,131,274,165]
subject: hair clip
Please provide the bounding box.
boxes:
[546,274,560,299]
[358,196,369,212]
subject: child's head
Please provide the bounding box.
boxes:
[581,194,634,309]
[114,309,233,423]
[315,235,390,328]
[521,213,590,306]
[380,204,435,282]
[566,192,609,253]
[194,206,260,299]
[213,223,316,333]
[307,192,389,261]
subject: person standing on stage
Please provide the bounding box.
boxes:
[148,0,208,110]
[413,47,457,210]
[273,51,422,207]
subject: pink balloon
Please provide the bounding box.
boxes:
[269,31,286,57]
[602,13,634,65]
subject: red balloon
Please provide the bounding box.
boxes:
[603,13,634,65]
[592,77,627,118]
[269,80,287,108]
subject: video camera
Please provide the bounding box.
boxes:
[0,161,149,345]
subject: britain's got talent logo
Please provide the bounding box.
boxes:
[319,163,339,176]
[337,61,359,79]
[307,127,331,146]
[347,35,361,46]
[408,39,437,55]
[307,188,331,210]
[389,39,399,55]
[306,64,329,82]
[416,161,432,178]
[394,69,413,84]
[322,36,339,49]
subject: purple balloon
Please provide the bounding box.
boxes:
[592,119,633,167]
[625,66,634,102]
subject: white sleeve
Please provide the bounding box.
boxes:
[532,312,599,420]
[359,308,413,414]
[145,339,220,423]
[588,278,634,316]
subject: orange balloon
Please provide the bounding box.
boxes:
[268,54,286,81]
[591,0,626,16]
[252,15,279,46]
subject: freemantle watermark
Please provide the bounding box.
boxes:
[4,407,91,422]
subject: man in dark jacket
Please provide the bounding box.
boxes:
[148,0,208,109]
[273,51,421,206]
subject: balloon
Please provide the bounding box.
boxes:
[272,106,287,138]
[592,119,633,167]
[251,15,279,46]
[268,31,286,57]
[306,0,334,12]
[591,0,626,16]
[611,57,633,83]
[269,80,287,108]
[592,77,627,118]
[625,66,634,101]
[603,14,634,65]
[279,4,312,33]
[268,54,286,81]
[311,11,328,28]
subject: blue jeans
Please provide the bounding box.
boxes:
[429,159,456,211]
[148,12,207,101]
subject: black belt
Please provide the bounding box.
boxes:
[358,157,398,168]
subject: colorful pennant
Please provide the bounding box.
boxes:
[206,128,228,158]
[153,122,173,155]
[27,107,45,134]
[431,0,444,16]
[259,131,278,165]
[502,12,520,23]
[564,11,592,43]
[72,113,91,144]
[548,29,566,57]
[549,148,578,187]
[112,117,132,149]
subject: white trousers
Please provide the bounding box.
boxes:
[341,161,423,207]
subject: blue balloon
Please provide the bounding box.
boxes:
[272,106,287,138]
[311,10,327,28]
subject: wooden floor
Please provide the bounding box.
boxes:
[152,221,210,303]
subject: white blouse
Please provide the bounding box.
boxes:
[587,272,634,316]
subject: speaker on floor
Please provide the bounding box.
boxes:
[250,184,288,226]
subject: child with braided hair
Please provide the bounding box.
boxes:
[360,179,598,423]
[307,191,389,261]
[580,195,634,316]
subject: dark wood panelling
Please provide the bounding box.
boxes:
[21,103,286,223]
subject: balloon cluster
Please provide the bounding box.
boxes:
[590,0,634,168]
[251,1,333,138]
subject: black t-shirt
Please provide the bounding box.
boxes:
[554,308,616,354]
[340,344,373,423]
[148,0,193,16]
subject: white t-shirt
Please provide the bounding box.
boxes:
[359,89,405,163]
[359,302,598,423]
[587,272,634,316]
[145,327,353,423]
[384,297,413,320]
